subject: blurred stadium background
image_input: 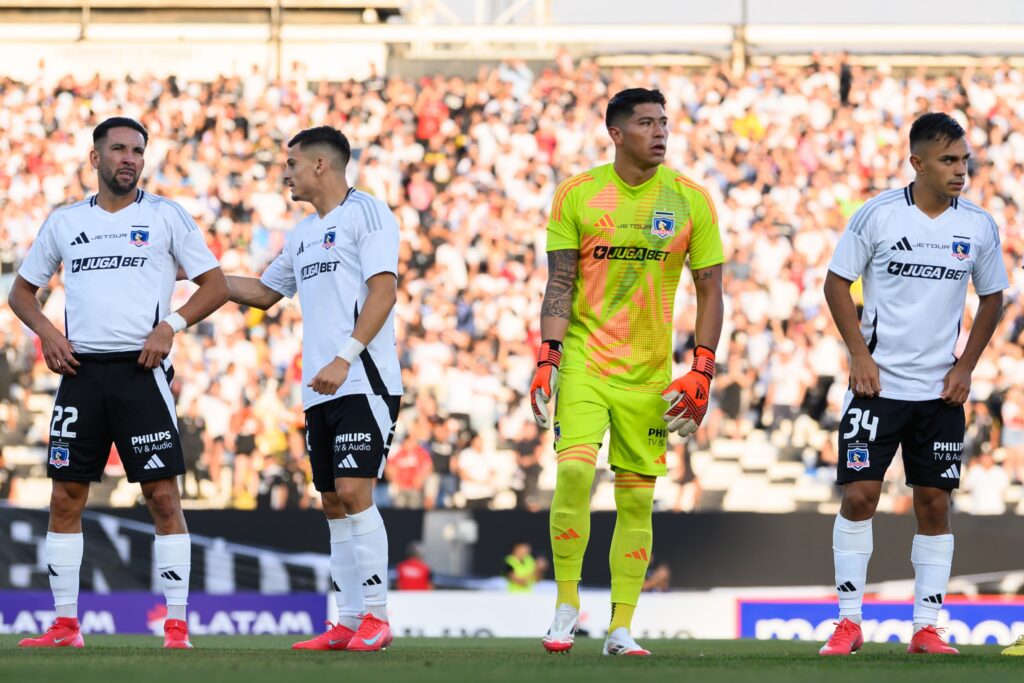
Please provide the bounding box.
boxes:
[2,0,1024,646]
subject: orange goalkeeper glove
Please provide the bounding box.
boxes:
[530,340,562,429]
[661,345,716,436]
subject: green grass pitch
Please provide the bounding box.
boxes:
[0,636,1018,683]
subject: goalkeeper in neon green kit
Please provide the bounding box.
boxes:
[531,88,724,655]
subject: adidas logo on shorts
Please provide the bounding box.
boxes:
[940,464,960,479]
[143,455,166,470]
[337,454,358,469]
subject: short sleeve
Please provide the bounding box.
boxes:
[828,205,875,281]
[686,189,725,270]
[18,214,63,287]
[166,200,220,279]
[546,178,581,252]
[354,198,400,282]
[971,215,1009,296]
[260,240,297,298]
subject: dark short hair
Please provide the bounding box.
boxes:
[909,112,965,151]
[287,126,351,167]
[605,88,667,130]
[93,117,148,146]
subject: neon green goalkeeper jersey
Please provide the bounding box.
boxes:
[546,163,724,391]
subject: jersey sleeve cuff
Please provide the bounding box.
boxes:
[688,256,725,271]
[975,281,1009,296]
[258,275,294,298]
[181,262,219,281]
[16,269,50,289]
[827,265,861,282]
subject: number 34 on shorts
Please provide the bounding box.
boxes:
[844,406,877,470]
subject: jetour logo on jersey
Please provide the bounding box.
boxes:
[651,211,675,238]
[129,227,150,247]
[70,256,149,273]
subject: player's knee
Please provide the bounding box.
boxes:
[915,492,951,528]
[841,487,879,519]
[555,460,595,496]
[613,480,655,518]
[49,482,87,517]
[143,482,181,520]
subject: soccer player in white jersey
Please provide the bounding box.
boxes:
[820,113,1008,656]
[225,126,402,652]
[9,117,229,649]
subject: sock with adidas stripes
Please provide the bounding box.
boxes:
[328,517,363,630]
[912,533,954,629]
[46,532,83,619]
[155,534,191,621]
[550,447,598,610]
[348,505,389,621]
[833,514,872,623]
[608,471,655,622]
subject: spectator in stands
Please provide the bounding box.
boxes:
[395,542,433,590]
[387,435,433,509]
[0,447,16,504]
[455,432,495,510]
[963,451,1011,515]
[504,540,548,593]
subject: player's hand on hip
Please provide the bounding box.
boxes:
[530,340,562,429]
[309,357,349,396]
[941,362,971,406]
[138,323,174,369]
[849,351,881,398]
[41,331,80,376]
[662,346,716,437]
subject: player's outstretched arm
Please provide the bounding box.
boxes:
[662,264,723,436]
[941,290,1003,406]
[308,271,397,396]
[531,249,578,429]
[8,275,80,376]
[139,267,230,369]
[823,270,879,397]
[225,274,284,310]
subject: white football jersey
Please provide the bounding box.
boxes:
[19,190,221,353]
[261,189,403,409]
[829,184,1009,400]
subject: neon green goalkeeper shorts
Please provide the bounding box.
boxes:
[552,371,669,477]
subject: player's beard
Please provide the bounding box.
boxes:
[100,166,140,196]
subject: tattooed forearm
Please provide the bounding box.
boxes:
[541,249,578,320]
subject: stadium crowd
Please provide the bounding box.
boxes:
[2,55,1024,513]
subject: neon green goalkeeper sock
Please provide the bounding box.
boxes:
[549,446,598,609]
[608,470,655,614]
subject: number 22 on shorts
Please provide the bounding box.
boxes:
[843,407,878,442]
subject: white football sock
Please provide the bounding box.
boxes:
[328,517,364,630]
[46,532,83,619]
[155,534,191,621]
[912,533,954,630]
[833,514,873,623]
[348,505,389,621]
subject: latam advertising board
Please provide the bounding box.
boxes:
[738,599,1024,645]
[0,592,325,635]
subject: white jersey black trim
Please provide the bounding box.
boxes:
[259,189,403,409]
[828,185,1009,400]
[19,190,220,353]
